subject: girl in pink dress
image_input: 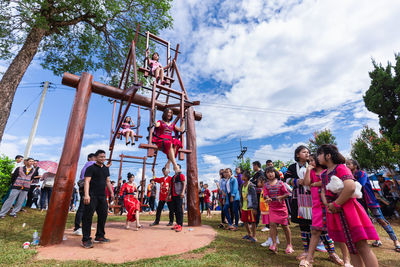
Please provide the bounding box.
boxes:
[318,144,379,267]
[263,167,293,254]
[119,173,141,230]
[301,154,345,267]
[147,52,171,85]
[121,116,135,146]
[153,108,184,173]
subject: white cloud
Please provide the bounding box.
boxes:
[252,142,305,163]
[202,154,225,172]
[164,0,398,146]
[19,136,64,146]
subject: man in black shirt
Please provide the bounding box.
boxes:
[81,150,115,248]
[251,161,265,227]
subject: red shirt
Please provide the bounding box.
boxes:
[204,188,211,203]
[154,176,172,201]
[105,186,113,197]
[172,173,185,197]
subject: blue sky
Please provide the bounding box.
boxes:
[1,0,400,190]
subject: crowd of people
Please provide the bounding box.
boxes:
[2,142,400,266]
[209,144,400,267]
[0,155,56,218]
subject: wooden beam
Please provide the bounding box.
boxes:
[61,73,202,121]
[148,32,169,45]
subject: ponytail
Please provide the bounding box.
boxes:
[316,144,345,164]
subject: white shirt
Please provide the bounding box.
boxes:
[226,178,231,193]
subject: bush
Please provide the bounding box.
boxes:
[0,155,14,200]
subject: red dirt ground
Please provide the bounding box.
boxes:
[36,221,216,264]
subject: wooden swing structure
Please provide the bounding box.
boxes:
[40,26,202,246]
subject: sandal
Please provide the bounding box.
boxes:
[285,245,294,254]
[269,244,278,254]
[395,245,400,252]
[299,259,312,267]
[328,252,344,265]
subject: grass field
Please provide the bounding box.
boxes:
[1,209,400,266]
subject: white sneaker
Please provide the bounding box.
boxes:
[73,228,83,236]
[261,238,272,247]
[261,237,280,247]
[261,226,270,232]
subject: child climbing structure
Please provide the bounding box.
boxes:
[39,26,202,246]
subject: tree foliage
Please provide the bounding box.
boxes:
[364,54,400,144]
[234,157,253,175]
[0,0,173,77]
[0,0,173,143]
[0,155,14,201]
[308,129,337,153]
[351,126,400,172]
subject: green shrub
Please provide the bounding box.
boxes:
[0,155,14,200]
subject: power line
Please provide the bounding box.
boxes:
[5,89,44,133]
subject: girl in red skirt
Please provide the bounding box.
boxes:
[120,173,142,230]
[153,108,185,173]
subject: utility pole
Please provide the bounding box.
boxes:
[24,81,49,158]
[237,138,247,162]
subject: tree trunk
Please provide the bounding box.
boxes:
[0,26,46,143]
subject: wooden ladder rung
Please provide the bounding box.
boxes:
[138,67,175,83]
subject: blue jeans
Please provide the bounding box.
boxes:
[40,187,52,210]
[224,199,240,227]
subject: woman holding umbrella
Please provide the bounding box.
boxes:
[37,161,58,210]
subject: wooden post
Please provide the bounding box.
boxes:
[40,73,93,246]
[140,157,147,210]
[186,106,201,226]
[179,91,185,160]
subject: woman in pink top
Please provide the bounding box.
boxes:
[301,154,344,267]
[121,116,135,146]
[319,144,379,267]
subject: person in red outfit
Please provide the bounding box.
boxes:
[119,173,141,230]
[169,164,186,232]
[204,184,212,218]
[150,167,175,226]
[152,108,185,173]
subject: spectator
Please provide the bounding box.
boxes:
[32,185,41,209]
[199,181,205,213]
[26,160,42,208]
[70,185,78,211]
[169,164,186,232]
[81,149,114,248]
[73,153,96,236]
[251,161,266,228]
[40,172,55,210]
[0,158,36,218]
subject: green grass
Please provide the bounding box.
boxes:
[1,209,400,266]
